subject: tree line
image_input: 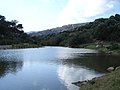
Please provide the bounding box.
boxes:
[0,15,34,45]
[34,14,120,47]
[1,14,120,47]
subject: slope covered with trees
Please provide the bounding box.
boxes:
[1,14,120,49]
[34,14,120,48]
[0,14,34,45]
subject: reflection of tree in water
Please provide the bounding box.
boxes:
[60,54,120,73]
[0,61,23,78]
[0,50,23,78]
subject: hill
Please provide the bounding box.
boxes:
[33,14,120,47]
[29,23,86,37]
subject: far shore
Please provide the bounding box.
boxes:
[1,43,120,55]
[77,42,120,55]
[0,45,12,49]
[0,44,39,50]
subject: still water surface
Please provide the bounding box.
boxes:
[0,47,120,90]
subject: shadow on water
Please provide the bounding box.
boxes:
[60,53,120,73]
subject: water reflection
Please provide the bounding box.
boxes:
[57,65,102,90]
[56,47,98,60]
[0,61,23,78]
[0,47,120,90]
[0,50,23,78]
[61,54,120,73]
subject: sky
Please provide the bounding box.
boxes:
[0,0,120,32]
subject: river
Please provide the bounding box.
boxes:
[0,46,120,90]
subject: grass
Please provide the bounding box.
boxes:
[79,42,120,55]
[80,67,120,90]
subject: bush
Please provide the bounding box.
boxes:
[109,43,120,50]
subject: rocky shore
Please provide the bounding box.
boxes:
[72,66,120,90]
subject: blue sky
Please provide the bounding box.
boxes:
[0,0,120,32]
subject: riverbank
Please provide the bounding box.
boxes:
[0,43,39,49]
[79,66,120,90]
[71,42,120,90]
[78,42,120,55]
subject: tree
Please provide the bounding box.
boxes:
[10,20,18,27]
[0,15,5,21]
[115,14,120,21]
[17,24,23,30]
[0,14,34,45]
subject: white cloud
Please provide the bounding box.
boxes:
[40,0,52,3]
[57,0,119,25]
[1,0,119,32]
[39,0,64,3]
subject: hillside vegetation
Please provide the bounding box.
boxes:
[34,14,120,49]
[1,14,120,51]
[0,15,34,45]
[29,23,86,37]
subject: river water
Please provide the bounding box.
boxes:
[0,47,120,90]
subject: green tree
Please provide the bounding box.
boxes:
[17,24,23,31]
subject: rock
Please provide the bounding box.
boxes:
[72,80,88,86]
[107,51,112,55]
[81,81,87,85]
[89,80,95,85]
[96,45,99,48]
[115,66,120,70]
[107,67,114,72]
[72,80,96,87]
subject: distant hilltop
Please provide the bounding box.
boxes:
[28,23,87,37]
